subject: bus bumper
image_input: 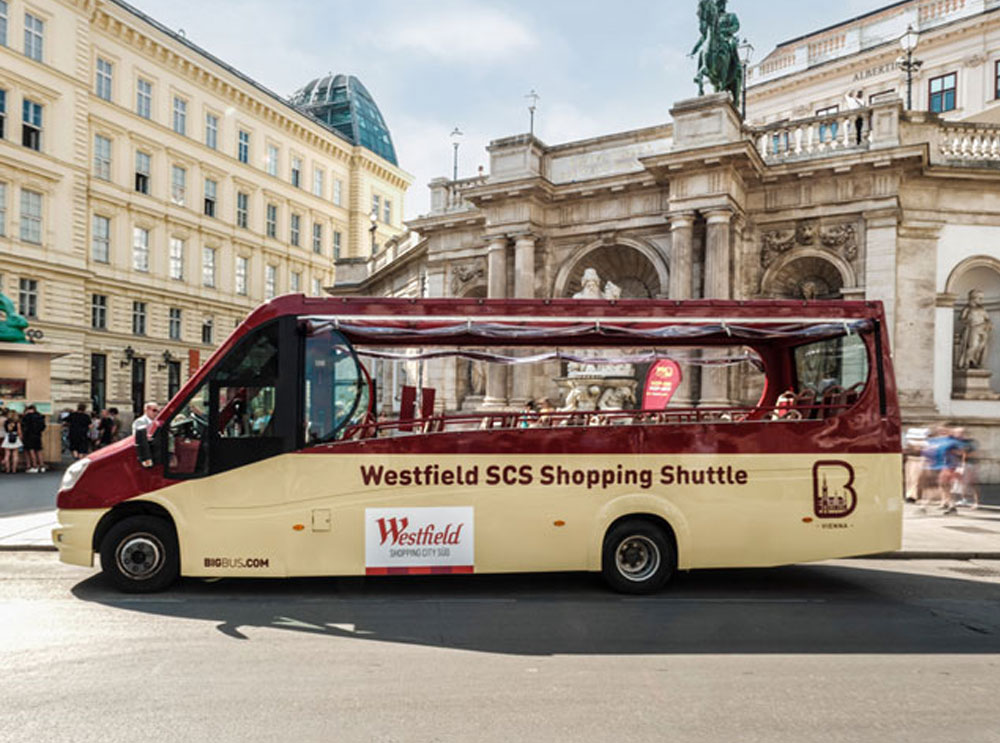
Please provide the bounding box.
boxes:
[52,509,106,567]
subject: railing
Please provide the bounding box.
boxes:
[754,108,871,162]
[938,122,1000,162]
[429,174,488,215]
[919,0,966,22]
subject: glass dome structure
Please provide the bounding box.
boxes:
[290,74,398,166]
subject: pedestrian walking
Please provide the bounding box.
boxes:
[2,411,23,473]
[920,426,966,514]
[108,407,122,441]
[66,403,91,460]
[20,404,47,473]
[97,409,114,448]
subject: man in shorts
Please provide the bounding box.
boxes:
[20,404,47,473]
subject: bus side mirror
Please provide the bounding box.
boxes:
[135,427,155,468]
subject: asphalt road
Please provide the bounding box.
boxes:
[2,553,999,743]
[0,470,62,516]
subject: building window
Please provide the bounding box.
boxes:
[90,354,107,412]
[136,78,152,119]
[18,278,37,318]
[135,151,150,194]
[22,98,41,150]
[312,277,321,296]
[236,191,248,229]
[265,265,276,300]
[170,165,186,206]
[290,271,301,293]
[333,230,342,258]
[312,223,322,254]
[313,168,324,197]
[93,134,112,180]
[291,157,302,188]
[91,294,107,330]
[372,193,380,218]
[929,72,957,113]
[265,203,277,238]
[169,237,184,280]
[333,179,343,206]
[0,89,6,139]
[24,12,43,62]
[237,129,249,164]
[132,226,149,272]
[167,360,181,399]
[202,246,216,288]
[383,199,392,225]
[201,318,213,345]
[266,144,278,176]
[0,182,6,236]
[290,213,300,246]
[131,301,146,335]
[205,112,218,149]
[168,307,181,340]
[92,214,110,263]
[172,97,187,136]
[96,58,113,101]
[235,255,248,295]
[0,1,7,47]
[204,178,217,217]
[20,189,41,244]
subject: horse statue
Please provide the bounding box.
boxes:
[0,291,30,343]
[691,0,743,104]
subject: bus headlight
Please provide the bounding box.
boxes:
[60,458,91,492]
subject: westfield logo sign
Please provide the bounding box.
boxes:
[376,517,465,547]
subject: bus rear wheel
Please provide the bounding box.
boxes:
[602,519,675,594]
[100,515,179,593]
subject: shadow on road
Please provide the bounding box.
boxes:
[70,562,1000,655]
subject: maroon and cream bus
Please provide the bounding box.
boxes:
[53,296,902,593]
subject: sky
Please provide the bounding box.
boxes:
[129,0,891,220]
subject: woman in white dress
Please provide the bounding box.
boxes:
[2,411,23,473]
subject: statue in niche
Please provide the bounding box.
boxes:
[602,280,622,300]
[956,289,993,370]
[573,268,604,299]
[800,280,819,301]
[469,360,486,396]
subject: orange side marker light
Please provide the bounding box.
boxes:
[802,517,813,523]
[553,520,566,527]
[293,524,305,531]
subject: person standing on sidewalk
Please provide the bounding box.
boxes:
[20,404,46,473]
[2,411,23,473]
[66,404,91,460]
[97,409,114,449]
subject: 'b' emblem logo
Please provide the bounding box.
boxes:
[812,461,857,518]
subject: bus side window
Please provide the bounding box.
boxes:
[793,334,869,415]
[304,327,367,444]
[166,380,209,477]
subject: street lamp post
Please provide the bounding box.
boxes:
[369,209,378,255]
[897,25,923,111]
[737,39,754,120]
[525,89,539,137]
[450,126,463,182]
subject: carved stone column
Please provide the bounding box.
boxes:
[895,221,942,415]
[512,234,536,405]
[669,212,696,407]
[701,208,733,407]
[485,236,509,408]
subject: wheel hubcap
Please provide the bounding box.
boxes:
[615,535,660,582]
[116,534,163,580]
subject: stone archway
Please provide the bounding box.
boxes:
[554,239,668,299]
[760,249,856,299]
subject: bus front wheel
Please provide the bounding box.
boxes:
[100,515,179,593]
[602,519,675,594]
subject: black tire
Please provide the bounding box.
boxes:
[601,519,676,594]
[99,515,179,593]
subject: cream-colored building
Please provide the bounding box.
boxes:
[0,0,410,418]
[333,0,1000,482]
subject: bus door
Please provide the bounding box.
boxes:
[158,318,301,568]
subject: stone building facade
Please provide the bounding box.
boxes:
[0,0,409,418]
[332,0,1000,481]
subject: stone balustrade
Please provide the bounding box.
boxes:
[753,108,871,162]
[428,174,489,215]
[937,122,1000,161]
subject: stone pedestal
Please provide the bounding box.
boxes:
[952,369,1000,400]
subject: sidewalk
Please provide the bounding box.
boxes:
[2,502,998,557]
